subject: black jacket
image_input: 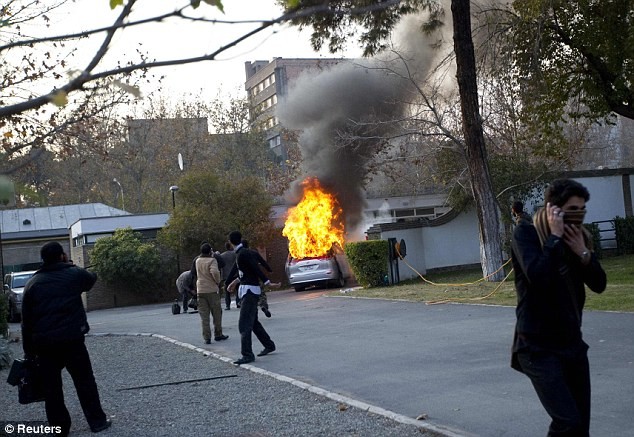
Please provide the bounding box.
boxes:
[226,246,270,287]
[511,221,606,353]
[21,262,97,356]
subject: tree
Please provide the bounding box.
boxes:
[451,0,503,279]
[282,0,506,279]
[158,170,276,255]
[511,0,634,123]
[90,227,165,291]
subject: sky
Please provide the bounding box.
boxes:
[48,0,362,102]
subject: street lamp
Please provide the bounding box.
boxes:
[113,178,125,211]
[169,185,180,273]
[169,185,179,209]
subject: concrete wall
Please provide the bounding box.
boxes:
[375,210,481,281]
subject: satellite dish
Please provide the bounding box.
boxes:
[178,153,184,171]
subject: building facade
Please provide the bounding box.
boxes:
[244,58,348,162]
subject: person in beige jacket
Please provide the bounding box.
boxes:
[195,243,228,344]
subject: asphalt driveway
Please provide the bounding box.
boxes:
[73,289,634,436]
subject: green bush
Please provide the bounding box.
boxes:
[90,228,166,292]
[584,223,602,259]
[0,293,8,338]
[614,216,634,254]
[344,240,389,288]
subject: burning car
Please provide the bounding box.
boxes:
[283,177,349,292]
[285,245,346,292]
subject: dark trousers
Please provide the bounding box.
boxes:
[181,291,189,311]
[36,337,107,436]
[238,290,275,360]
[517,348,591,437]
[222,283,231,309]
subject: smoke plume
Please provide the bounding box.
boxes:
[277,3,455,233]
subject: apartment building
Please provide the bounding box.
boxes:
[244,58,348,161]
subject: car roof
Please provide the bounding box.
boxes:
[11,270,38,276]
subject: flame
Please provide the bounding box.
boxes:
[283,177,344,259]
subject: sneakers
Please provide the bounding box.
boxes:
[204,339,211,344]
[261,307,272,318]
[90,419,112,433]
[225,306,231,310]
[233,356,255,365]
[215,335,229,341]
[257,346,275,356]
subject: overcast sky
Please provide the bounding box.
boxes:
[47,0,361,102]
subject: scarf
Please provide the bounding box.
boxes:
[533,207,592,250]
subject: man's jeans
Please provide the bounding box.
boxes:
[517,348,590,437]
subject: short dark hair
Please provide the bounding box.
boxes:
[41,241,64,264]
[229,231,242,246]
[511,201,524,213]
[200,243,212,255]
[545,179,590,207]
[224,241,232,251]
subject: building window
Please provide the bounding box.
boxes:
[268,135,281,148]
[415,207,436,217]
[394,209,416,218]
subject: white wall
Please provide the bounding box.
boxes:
[421,210,480,270]
[574,175,627,222]
[382,228,425,281]
[378,210,481,281]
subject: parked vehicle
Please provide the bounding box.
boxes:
[3,270,36,322]
[285,247,346,292]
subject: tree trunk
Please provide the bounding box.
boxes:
[451,0,505,281]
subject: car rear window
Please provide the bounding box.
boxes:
[289,255,332,264]
[12,274,34,288]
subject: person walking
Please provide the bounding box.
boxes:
[175,270,195,314]
[219,242,236,310]
[195,243,228,344]
[241,238,273,318]
[226,231,280,365]
[510,178,606,437]
[21,242,111,436]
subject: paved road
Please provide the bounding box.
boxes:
[68,289,634,436]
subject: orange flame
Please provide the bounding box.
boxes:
[283,177,345,259]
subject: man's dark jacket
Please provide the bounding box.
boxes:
[21,262,97,356]
[510,221,606,363]
[226,246,270,287]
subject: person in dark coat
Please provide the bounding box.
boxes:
[219,242,237,310]
[241,238,273,318]
[511,200,532,225]
[21,242,111,436]
[225,231,280,365]
[510,179,606,437]
[176,270,196,313]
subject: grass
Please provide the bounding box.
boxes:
[329,254,634,312]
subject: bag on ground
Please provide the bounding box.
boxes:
[171,300,181,315]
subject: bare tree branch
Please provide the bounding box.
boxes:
[0,0,405,120]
